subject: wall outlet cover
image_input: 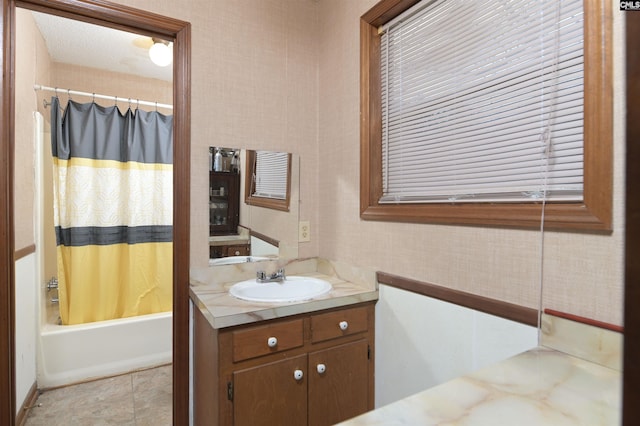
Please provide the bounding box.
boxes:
[299,221,311,242]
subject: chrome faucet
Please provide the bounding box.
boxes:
[256,268,286,283]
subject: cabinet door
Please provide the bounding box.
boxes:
[209,246,224,259]
[210,171,240,235]
[308,339,370,426]
[233,354,307,426]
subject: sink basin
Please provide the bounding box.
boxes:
[229,276,332,303]
[208,256,271,266]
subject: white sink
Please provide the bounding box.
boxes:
[229,276,332,303]
[208,256,271,266]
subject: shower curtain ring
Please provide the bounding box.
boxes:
[54,87,58,98]
[114,96,118,106]
[67,89,71,100]
[92,93,95,103]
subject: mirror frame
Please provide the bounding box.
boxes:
[1,0,191,424]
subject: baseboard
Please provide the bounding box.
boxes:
[16,381,38,426]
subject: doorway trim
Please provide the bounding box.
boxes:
[1,0,191,424]
[624,10,640,424]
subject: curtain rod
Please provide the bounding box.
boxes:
[33,84,173,110]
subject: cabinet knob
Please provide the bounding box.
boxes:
[267,337,278,348]
[316,364,326,374]
[293,369,304,381]
[234,250,240,255]
[339,321,349,331]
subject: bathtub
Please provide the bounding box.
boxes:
[33,113,172,389]
[37,311,172,388]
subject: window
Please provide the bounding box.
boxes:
[360,0,612,230]
[244,150,292,211]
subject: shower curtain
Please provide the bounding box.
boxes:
[50,97,173,325]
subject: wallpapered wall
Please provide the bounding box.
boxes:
[14,0,624,325]
[316,0,624,326]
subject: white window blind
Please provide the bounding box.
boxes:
[253,150,289,200]
[380,0,584,204]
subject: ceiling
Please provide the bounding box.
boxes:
[31,10,173,82]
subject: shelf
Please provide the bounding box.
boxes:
[209,171,240,236]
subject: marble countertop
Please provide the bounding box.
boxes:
[208,226,250,246]
[190,257,379,329]
[208,235,249,246]
[191,259,621,425]
[339,345,621,425]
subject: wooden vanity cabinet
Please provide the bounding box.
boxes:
[307,339,370,426]
[193,302,376,426]
[233,355,308,426]
[210,243,250,259]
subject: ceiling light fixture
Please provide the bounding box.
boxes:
[149,38,172,67]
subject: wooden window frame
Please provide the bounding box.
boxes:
[244,150,292,212]
[360,0,613,231]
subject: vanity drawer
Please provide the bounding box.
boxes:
[232,319,304,362]
[310,306,369,343]
[224,244,249,257]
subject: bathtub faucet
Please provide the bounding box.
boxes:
[46,277,58,292]
[256,268,286,283]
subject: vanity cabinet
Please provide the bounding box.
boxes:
[193,303,375,426]
[210,243,250,259]
[210,171,240,235]
[233,354,307,425]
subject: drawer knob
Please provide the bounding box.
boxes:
[316,364,326,374]
[339,321,349,331]
[234,250,240,255]
[293,369,304,381]
[267,337,278,348]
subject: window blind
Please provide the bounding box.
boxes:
[253,150,289,200]
[380,0,584,204]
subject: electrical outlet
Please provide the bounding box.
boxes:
[299,221,311,242]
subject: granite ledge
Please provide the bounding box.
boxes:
[208,235,249,246]
[189,257,378,329]
[208,226,250,246]
[338,347,621,426]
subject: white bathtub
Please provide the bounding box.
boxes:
[37,311,172,388]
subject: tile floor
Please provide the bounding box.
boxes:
[24,364,172,426]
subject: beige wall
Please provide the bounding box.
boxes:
[15,0,624,325]
[317,0,625,326]
[104,0,321,266]
[46,63,172,116]
[15,9,51,250]
[186,0,321,263]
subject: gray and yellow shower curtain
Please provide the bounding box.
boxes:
[51,97,173,325]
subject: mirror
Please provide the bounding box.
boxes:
[208,147,299,264]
